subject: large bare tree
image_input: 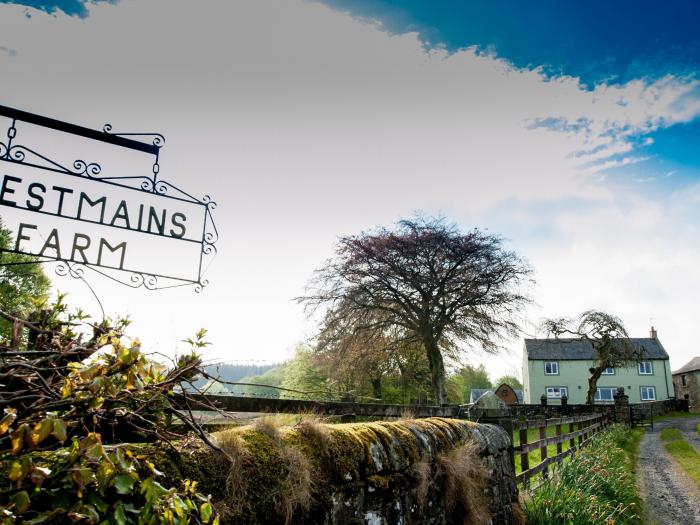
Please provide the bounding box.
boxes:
[298,216,532,404]
[542,310,643,405]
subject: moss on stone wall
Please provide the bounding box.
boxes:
[153,417,519,524]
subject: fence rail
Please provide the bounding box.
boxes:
[177,393,460,419]
[514,412,610,486]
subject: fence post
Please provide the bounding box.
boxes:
[577,419,583,447]
[568,419,576,452]
[613,387,631,426]
[555,421,562,456]
[539,423,548,480]
[519,424,529,488]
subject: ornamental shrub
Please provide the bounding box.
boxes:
[0,296,219,525]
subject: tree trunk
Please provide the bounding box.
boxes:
[585,367,604,405]
[423,334,446,405]
[371,376,382,400]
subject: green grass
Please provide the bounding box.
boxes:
[660,428,683,442]
[665,440,700,488]
[512,424,586,475]
[616,427,645,471]
[522,425,642,525]
[654,411,696,422]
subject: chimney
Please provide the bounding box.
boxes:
[650,326,657,339]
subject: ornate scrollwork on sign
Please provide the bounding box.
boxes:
[0,105,218,292]
[103,124,166,148]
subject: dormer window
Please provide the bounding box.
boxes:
[544,361,559,375]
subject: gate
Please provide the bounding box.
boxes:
[630,403,654,428]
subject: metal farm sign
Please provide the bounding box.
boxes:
[0,105,217,291]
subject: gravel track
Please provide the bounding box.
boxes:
[637,416,700,525]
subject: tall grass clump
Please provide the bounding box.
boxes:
[522,425,641,525]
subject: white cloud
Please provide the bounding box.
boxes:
[0,0,698,379]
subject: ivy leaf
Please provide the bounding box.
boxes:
[199,502,213,524]
[0,408,17,435]
[61,381,72,399]
[8,460,25,481]
[113,503,127,525]
[113,474,136,495]
[12,491,30,513]
[52,419,68,443]
[10,425,26,454]
[87,493,109,513]
[31,419,53,447]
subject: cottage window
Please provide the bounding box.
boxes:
[682,374,687,386]
[638,361,653,375]
[602,367,615,375]
[544,361,559,375]
[545,386,567,398]
[640,386,656,401]
[594,387,617,402]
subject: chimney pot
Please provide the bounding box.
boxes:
[650,326,657,339]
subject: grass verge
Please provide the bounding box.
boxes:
[521,425,642,525]
[660,426,700,489]
[660,428,683,442]
[665,441,700,487]
[654,411,696,422]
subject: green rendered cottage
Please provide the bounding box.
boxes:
[522,327,674,404]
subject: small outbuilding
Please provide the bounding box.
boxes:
[673,357,700,413]
[470,384,523,405]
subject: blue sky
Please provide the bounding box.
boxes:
[319,0,700,85]
[1,0,700,376]
[0,0,114,17]
[317,0,700,191]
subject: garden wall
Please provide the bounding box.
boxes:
[157,418,521,524]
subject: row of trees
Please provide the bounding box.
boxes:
[1,213,642,414]
[294,215,643,407]
[207,345,522,406]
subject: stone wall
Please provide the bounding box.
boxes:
[157,418,521,525]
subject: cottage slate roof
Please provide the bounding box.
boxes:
[673,356,700,375]
[524,337,669,360]
[469,388,524,404]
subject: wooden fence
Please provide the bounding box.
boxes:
[513,412,610,487]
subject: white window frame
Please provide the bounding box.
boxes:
[601,366,615,375]
[544,361,559,375]
[638,361,653,375]
[640,386,656,401]
[594,387,617,402]
[545,386,568,399]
